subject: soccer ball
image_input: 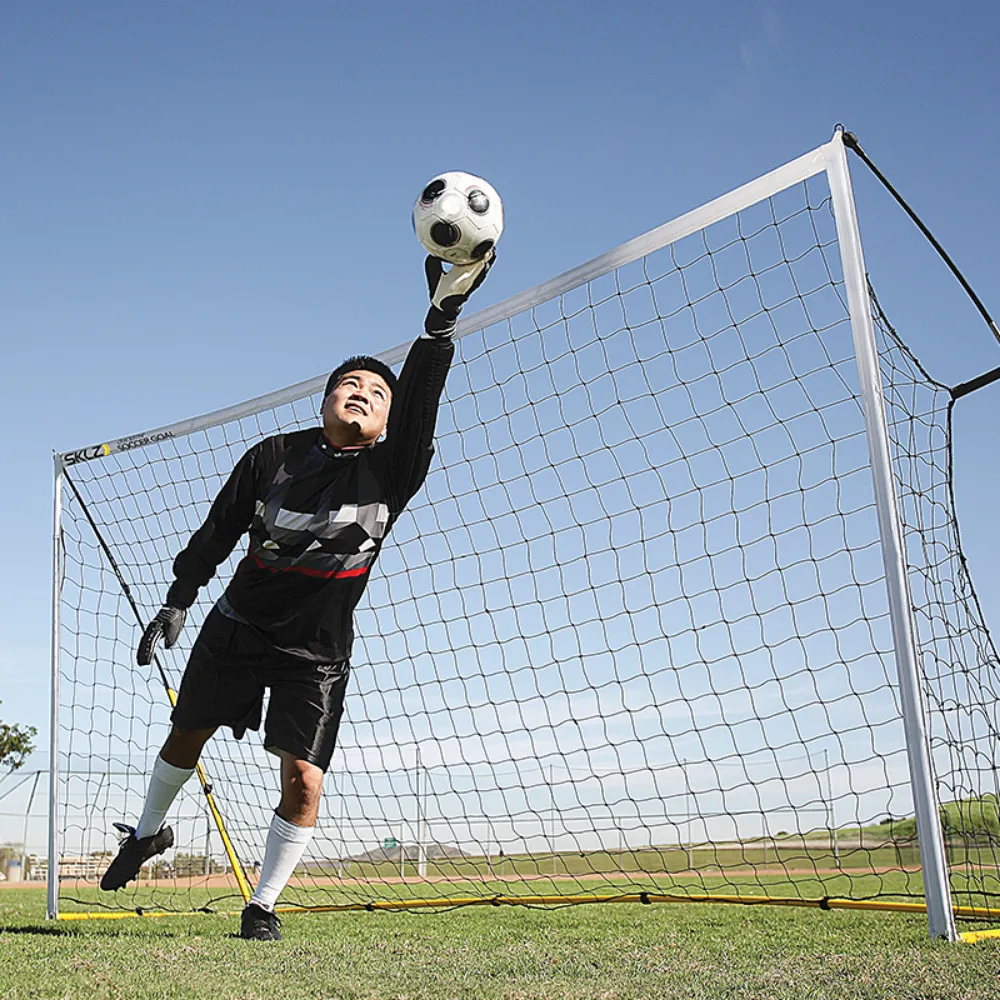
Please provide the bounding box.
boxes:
[413,171,504,265]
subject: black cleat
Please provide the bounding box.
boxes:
[241,902,282,941]
[99,822,174,891]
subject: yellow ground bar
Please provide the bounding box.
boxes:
[959,927,1000,944]
[55,890,1000,929]
[164,686,252,904]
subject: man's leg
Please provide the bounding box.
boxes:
[135,607,263,842]
[100,725,215,891]
[134,725,215,837]
[248,753,323,912]
[102,608,266,893]
[241,659,347,939]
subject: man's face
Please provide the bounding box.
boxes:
[321,369,392,446]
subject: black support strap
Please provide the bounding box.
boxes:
[840,127,1000,350]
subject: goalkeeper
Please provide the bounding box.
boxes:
[99,255,492,941]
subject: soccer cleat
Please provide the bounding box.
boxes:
[240,903,282,941]
[99,822,174,891]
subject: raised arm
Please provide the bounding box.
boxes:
[378,254,494,508]
[379,335,455,509]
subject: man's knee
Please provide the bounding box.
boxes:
[161,726,215,769]
[284,758,324,802]
[279,756,324,823]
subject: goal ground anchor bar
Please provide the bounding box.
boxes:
[163,687,253,905]
[195,762,252,904]
[960,928,1000,944]
[54,891,1000,922]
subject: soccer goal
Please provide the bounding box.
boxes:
[49,130,1000,941]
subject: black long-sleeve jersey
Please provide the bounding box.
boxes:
[166,336,454,664]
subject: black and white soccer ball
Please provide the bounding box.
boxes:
[413,171,504,265]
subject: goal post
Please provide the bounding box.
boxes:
[48,131,999,938]
[824,136,955,941]
[47,457,63,921]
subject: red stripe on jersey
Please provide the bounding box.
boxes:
[249,552,370,580]
[332,566,369,578]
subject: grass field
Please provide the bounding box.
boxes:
[2,887,999,999]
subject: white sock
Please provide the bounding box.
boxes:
[249,812,314,911]
[135,756,195,839]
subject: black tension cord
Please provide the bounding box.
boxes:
[839,128,1000,354]
[839,127,1000,401]
[61,466,175,695]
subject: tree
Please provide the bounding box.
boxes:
[0,845,25,871]
[0,703,36,771]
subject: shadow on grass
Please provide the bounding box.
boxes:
[0,922,198,939]
[0,924,76,936]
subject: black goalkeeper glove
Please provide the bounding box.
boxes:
[424,252,494,338]
[137,606,187,666]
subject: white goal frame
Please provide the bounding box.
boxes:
[49,130,957,940]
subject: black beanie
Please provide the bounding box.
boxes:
[324,356,398,399]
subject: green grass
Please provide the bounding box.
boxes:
[2,888,999,999]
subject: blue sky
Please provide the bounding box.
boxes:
[2,0,999,770]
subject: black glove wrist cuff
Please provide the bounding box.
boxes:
[424,306,457,338]
[165,580,198,611]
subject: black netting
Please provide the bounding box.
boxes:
[875,290,1000,918]
[52,172,999,922]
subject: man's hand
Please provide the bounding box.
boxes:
[137,606,187,666]
[424,252,494,338]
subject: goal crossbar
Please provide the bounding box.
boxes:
[56,145,830,468]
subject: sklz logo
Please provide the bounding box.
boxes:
[62,430,174,466]
[63,443,111,466]
[117,431,174,453]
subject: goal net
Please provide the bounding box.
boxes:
[50,134,1000,931]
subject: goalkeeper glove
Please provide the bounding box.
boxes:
[137,606,187,666]
[424,252,494,338]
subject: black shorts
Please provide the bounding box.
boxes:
[171,607,350,772]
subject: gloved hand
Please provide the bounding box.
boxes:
[424,252,494,338]
[137,606,187,666]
